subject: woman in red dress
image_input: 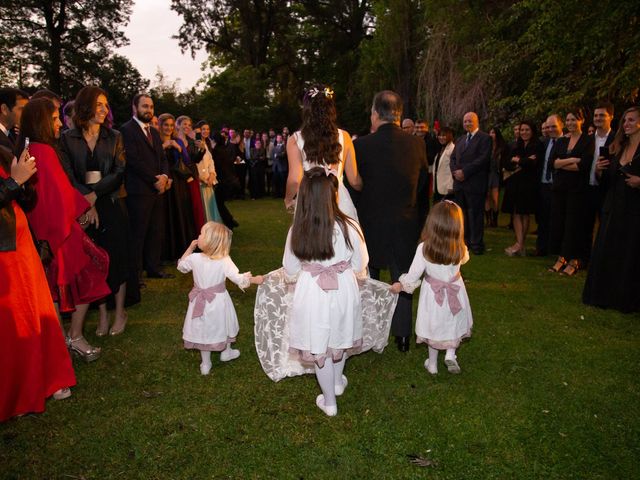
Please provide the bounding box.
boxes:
[19,98,111,362]
[0,145,76,422]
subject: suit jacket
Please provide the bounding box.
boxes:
[60,126,126,201]
[120,119,168,196]
[0,129,14,151]
[450,130,492,194]
[354,122,428,268]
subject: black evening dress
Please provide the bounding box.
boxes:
[582,145,640,313]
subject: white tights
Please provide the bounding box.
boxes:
[428,346,457,365]
[314,356,347,408]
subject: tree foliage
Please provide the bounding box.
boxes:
[0,0,134,97]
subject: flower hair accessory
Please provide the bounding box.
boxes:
[323,164,338,177]
[305,86,334,100]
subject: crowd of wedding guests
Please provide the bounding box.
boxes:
[1,82,638,422]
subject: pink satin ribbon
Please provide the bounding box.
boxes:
[425,273,462,315]
[302,260,350,291]
[189,282,226,318]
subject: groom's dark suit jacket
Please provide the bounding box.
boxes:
[354,122,428,269]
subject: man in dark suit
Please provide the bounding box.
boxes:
[0,88,29,150]
[450,112,492,254]
[584,101,615,263]
[355,90,428,352]
[536,114,563,256]
[120,93,172,284]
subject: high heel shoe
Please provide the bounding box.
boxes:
[548,256,567,272]
[67,336,101,362]
[109,312,128,336]
[561,259,580,276]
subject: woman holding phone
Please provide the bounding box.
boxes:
[547,108,594,275]
[583,106,640,313]
[0,145,76,421]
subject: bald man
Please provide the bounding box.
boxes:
[450,112,492,254]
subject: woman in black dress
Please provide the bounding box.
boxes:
[583,106,640,313]
[158,113,196,260]
[547,108,594,275]
[61,86,130,337]
[502,121,543,256]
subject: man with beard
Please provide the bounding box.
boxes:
[120,93,171,286]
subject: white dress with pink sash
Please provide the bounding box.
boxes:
[398,243,473,349]
[254,223,398,381]
[178,254,250,351]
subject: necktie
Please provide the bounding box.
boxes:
[465,133,471,147]
[545,138,555,181]
[144,126,152,144]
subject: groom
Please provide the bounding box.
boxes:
[354,91,428,352]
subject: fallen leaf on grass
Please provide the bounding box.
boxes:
[141,390,163,398]
[407,454,438,468]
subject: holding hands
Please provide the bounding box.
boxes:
[390,282,402,294]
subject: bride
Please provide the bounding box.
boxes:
[284,85,362,220]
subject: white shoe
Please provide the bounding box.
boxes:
[316,394,337,417]
[200,362,212,375]
[334,375,348,396]
[444,357,461,374]
[220,348,240,362]
[424,359,438,375]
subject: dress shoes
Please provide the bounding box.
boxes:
[395,336,410,352]
[147,271,175,279]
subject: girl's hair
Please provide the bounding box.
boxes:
[300,84,342,166]
[421,201,466,265]
[73,85,110,131]
[611,106,640,156]
[17,98,58,153]
[199,221,232,259]
[291,167,360,261]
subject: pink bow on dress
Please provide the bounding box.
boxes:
[189,282,226,318]
[425,274,462,315]
[302,260,350,291]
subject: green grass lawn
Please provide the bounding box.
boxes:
[2,198,639,479]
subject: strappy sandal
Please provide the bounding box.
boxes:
[548,256,566,272]
[561,259,580,276]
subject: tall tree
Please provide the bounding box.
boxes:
[0,0,133,97]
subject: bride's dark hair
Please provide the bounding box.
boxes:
[300,84,342,166]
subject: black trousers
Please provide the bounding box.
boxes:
[126,193,166,277]
[535,183,552,255]
[454,189,485,252]
[369,254,414,338]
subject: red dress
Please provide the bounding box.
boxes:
[0,170,76,422]
[26,143,111,312]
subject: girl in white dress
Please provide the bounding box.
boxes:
[284,167,368,416]
[284,85,362,221]
[178,221,262,375]
[391,201,473,375]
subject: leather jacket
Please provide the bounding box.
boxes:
[60,126,126,201]
[0,176,36,252]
